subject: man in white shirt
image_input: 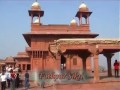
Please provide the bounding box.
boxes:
[0,72,7,90]
[5,71,11,88]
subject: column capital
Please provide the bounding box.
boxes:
[59,48,66,54]
[78,53,90,60]
[103,53,114,77]
[103,53,114,58]
[88,45,103,56]
[88,48,99,55]
[56,54,61,60]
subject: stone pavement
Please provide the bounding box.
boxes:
[5,81,120,90]
[5,78,120,90]
[5,71,120,90]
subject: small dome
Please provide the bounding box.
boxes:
[70,18,77,24]
[79,3,87,9]
[78,3,89,12]
[32,1,39,7]
[70,18,77,26]
[34,18,39,23]
[31,1,41,10]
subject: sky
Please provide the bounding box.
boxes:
[0,0,119,69]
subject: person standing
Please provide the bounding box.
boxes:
[10,70,16,90]
[15,72,20,88]
[41,79,45,88]
[24,70,29,89]
[5,71,11,88]
[114,60,119,77]
[0,72,7,90]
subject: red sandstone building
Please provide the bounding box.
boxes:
[14,1,120,81]
[14,2,94,71]
[0,56,15,71]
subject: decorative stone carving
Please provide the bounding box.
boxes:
[55,39,120,45]
[49,38,119,56]
[88,48,99,55]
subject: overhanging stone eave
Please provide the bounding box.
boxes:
[49,38,120,54]
[14,56,30,59]
[55,38,120,45]
[23,34,31,46]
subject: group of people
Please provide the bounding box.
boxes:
[0,65,21,90]
[0,65,30,90]
[0,60,119,90]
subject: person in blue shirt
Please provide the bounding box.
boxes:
[24,70,29,89]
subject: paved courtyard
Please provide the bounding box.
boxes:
[4,71,120,90]
[4,76,120,90]
[5,81,120,90]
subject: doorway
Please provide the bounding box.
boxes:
[61,55,66,70]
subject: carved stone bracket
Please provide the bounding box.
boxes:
[103,53,114,59]
[88,45,103,56]
[59,48,66,54]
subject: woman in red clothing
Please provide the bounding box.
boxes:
[114,60,119,77]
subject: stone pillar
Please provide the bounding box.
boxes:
[80,55,88,71]
[42,51,44,70]
[79,53,90,72]
[80,14,82,25]
[89,46,101,82]
[104,53,114,77]
[66,57,70,70]
[39,14,40,24]
[56,54,61,70]
[87,14,89,24]
[31,51,33,70]
[31,14,33,24]
[93,53,99,81]
[82,59,86,71]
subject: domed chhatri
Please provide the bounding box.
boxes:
[28,1,44,24]
[76,2,92,25]
[31,1,41,10]
[79,2,89,12]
